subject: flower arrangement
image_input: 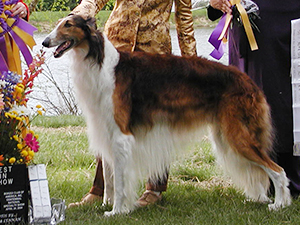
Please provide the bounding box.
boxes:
[0,50,45,166]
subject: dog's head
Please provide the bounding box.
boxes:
[42,15,97,58]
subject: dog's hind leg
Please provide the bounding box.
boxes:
[210,125,271,203]
[104,132,136,216]
[214,97,291,209]
[103,159,114,206]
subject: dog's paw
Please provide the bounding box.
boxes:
[104,207,130,217]
[104,210,115,217]
[268,188,292,211]
[268,200,291,211]
[268,203,281,211]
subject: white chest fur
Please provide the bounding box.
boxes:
[69,35,120,160]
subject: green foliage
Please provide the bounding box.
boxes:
[31,0,115,12]
[33,0,79,12]
[102,0,115,10]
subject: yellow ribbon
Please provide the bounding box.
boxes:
[218,13,232,41]
[3,31,22,74]
[4,33,21,74]
[12,39,22,74]
[5,18,36,49]
[232,0,258,50]
[12,26,36,49]
[218,0,258,51]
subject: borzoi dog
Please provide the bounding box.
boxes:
[42,15,291,216]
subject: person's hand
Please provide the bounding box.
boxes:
[210,0,232,14]
[11,2,27,19]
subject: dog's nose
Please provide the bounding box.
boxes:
[42,37,50,47]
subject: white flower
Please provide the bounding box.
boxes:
[0,80,8,88]
[10,105,31,116]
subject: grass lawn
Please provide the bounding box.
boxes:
[31,115,300,224]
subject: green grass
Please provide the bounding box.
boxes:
[32,116,300,224]
[29,9,216,33]
[32,115,86,127]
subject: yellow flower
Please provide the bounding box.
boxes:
[16,86,23,92]
[17,83,25,89]
[28,151,34,157]
[17,144,23,150]
[12,111,18,115]
[37,110,43,115]
[36,105,46,112]
[9,157,16,164]
[21,150,28,157]
[13,135,18,141]
[4,112,10,118]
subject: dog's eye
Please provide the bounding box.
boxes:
[64,21,72,28]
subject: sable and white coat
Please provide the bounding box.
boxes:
[42,15,291,216]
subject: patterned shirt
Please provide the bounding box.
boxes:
[72,0,197,56]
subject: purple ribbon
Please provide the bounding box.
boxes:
[0,34,9,71]
[208,14,227,60]
[0,53,9,71]
[5,0,18,5]
[15,18,37,36]
[0,35,7,60]
[9,29,33,66]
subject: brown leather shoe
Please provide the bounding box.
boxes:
[136,191,162,207]
[68,193,103,208]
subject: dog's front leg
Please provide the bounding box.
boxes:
[104,133,134,216]
[103,159,114,205]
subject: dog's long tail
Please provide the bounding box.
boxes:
[210,75,281,202]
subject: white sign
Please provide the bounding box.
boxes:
[291,18,300,155]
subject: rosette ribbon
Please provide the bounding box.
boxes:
[208,0,258,60]
[0,0,37,75]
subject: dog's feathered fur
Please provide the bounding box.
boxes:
[42,15,291,216]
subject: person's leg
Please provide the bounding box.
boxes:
[68,159,104,207]
[136,173,168,207]
[89,158,105,196]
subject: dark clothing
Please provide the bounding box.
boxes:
[207,5,223,21]
[228,2,300,154]
[207,0,300,196]
[89,159,104,196]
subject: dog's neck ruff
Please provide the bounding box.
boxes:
[71,32,119,104]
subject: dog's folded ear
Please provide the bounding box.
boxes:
[86,17,97,30]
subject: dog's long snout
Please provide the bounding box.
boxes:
[42,37,51,48]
